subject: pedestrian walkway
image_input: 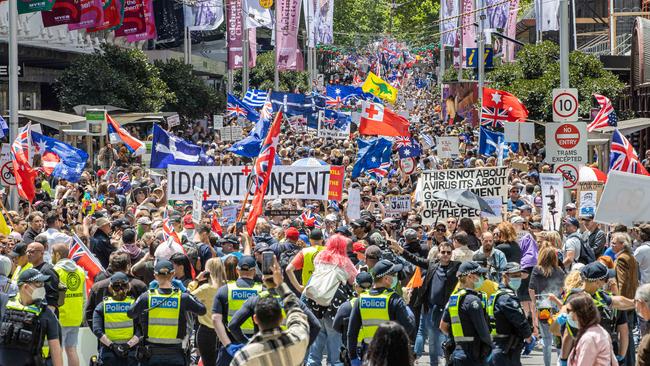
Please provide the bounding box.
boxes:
[413,347,554,365]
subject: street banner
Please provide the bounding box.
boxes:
[347,188,361,220]
[503,0,519,62]
[18,0,55,14]
[68,0,104,30]
[595,170,650,225]
[114,0,145,37]
[577,181,603,217]
[461,0,476,54]
[184,0,224,31]
[540,173,563,231]
[276,0,302,70]
[87,0,124,32]
[385,195,411,218]
[126,0,156,42]
[225,0,256,69]
[436,136,459,159]
[313,0,333,44]
[167,165,343,201]
[440,0,458,46]
[192,187,203,223]
[417,167,508,224]
[41,0,83,27]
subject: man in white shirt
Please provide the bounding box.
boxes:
[43,212,71,263]
[634,224,650,284]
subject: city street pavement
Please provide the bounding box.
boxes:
[414,348,554,365]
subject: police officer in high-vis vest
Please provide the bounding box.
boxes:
[92,272,140,366]
[127,260,206,366]
[440,261,492,366]
[8,243,32,284]
[487,263,532,366]
[0,268,63,366]
[333,272,373,365]
[212,255,261,366]
[347,259,415,365]
[52,243,86,366]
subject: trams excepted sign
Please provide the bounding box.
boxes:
[552,88,579,122]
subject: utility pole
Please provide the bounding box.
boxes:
[274,2,279,90]
[559,0,570,88]
[8,0,18,210]
[477,0,486,103]
[458,0,464,82]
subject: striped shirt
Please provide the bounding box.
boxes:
[230,283,310,366]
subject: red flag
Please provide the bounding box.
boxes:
[481,88,529,128]
[246,111,283,235]
[11,123,37,202]
[211,213,223,236]
[359,101,410,137]
[69,235,106,295]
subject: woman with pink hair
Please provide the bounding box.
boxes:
[314,233,358,284]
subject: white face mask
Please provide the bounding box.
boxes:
[30,286,46,301]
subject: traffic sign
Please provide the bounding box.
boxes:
[554,123,580,149]
[545,122,588,166]
[555,164,579,189]
[552,88,579,122]
[400,158,416,175]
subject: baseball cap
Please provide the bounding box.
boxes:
[372,259,403,278]
[565,203,577,210]
[154,260,174,275]
[510,216,526,224]
[137,217,152,225]
[17,268,50,285]
[183,214,195,229]
[110,272,129,284]
[529,222,543,230]
[352,242,367,253]
[581,262,616,281]
[520,205,532,212]
[360,210,376,223]
[238,256,257,271]
[355,272,374,289]
[335,226,353,237]
[285,227,300,241]
[349,219,367,228]
[309,228,323,241]
[564,216,580,228]
[254,243,271,253]
[403,228,418,242]
[457,261,488,277]
[8,243,27,258]
[96,217,111,228]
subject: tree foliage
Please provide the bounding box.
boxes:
[154,59,222,121]
[56,44,174,112]
[488,41,625,121]
[233,52,309,94]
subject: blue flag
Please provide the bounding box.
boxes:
[227,94,260,123]
[151,124,212,169]
[243,88,268,109]
[228,95,274,158]
[394,136,422,159]
[271,92,320,129]
[31,131,88,183]
[478,127,519,157]
[352,137,394,180]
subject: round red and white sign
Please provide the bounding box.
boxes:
[555,164,579,189]
[400,158,416,175]
[552,92,579,119]
[1,162,15,186]
[554,124,580,149]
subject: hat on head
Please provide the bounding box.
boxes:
[580,213,595,220]
[238,256,257,271]
[504,262,524,274]
[183,214,195,229]
[510,216,526,224]
[137,217,152,225]
[403,228,418,242]
[360,210,376,223]
[17,268,50,285]
[96,217,111,228]
[285,227,300,241]
[564,216,580,228]
[368,232,386,247]
[309,228,323,241]
[520,205,532,212]
[154,260,174,275]
[110,272,129,284]
[352,242,367,254]
[8,242,27,258]
[355,272,373,289]
[581,262,615,281]
[372,259,403,278]
[457,261,488,277]
[325,214,338,222]
[254,243,271,253]
[220,234,239,246]
[349,219,367,228]
[335,226,352,237]
[529,222,543,230]
[565,203,576,210]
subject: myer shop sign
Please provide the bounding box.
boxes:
[0,64,24,77]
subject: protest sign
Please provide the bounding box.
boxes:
[417,167,508,224]
[192,187,203,223]
[504,122,535,143]
[328,166,345,201]
[480,196,503,223]
[221,205,239,226]
[167,165,343,201]
[317,111,350,139]
[577,181,604,217]
[347,188,361,220]
[436,136,460,159]
[219,126,244,142]
[385,195,411,218]
[595,171,650,225]
[540,173,563,231]
[167,114,180,128]
[264,209,303,216]
[213,115,224,129]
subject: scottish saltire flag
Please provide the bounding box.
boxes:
[228,94,274,158]
[420,133,434,148]
[151,124,212,168]
[352,137,394,180]
[0,116,8,139]
[243,88,268,109]
[107,114,146,156]
[479,127,518,157]
[227,93,260,122]
[394,136,422,159]
[32,131,88,183]
[609,129,649,175]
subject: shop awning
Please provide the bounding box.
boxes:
[18,110,85,130]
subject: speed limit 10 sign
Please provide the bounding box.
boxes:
[552,88,579,122]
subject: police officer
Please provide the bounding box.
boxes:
[8,243,32,284]
[487,262,532,366]
[92,272,139,366]
[0,268,63,366]
[127,260,206,366]
[333,272,373,364]
[211,255,262,366]
[440,261,492,366]
[347,259,415,364]
[559,262,633,366]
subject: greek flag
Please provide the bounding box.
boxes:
[420,133,434,148]
[0,116,7,139]
[243,89,268,109]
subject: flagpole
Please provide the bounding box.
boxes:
[242,0,250,94]
[8,0,18,211]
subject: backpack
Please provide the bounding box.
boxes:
[570,233,595,265]
[279,246,301,269]
[304,263,348,306]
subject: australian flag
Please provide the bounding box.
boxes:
[352,137,394,180]
[271,92,320,129]
[228,95,274,158]
[151,124,212,169]
[31,131,88,183]
[394,136,422,159]
[227,94,260,123]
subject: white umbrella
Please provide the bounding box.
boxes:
[291,158,327,167]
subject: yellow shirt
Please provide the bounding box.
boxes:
[453,279,499,298]
[191,284,218,328]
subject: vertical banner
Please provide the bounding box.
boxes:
[461,0,476,53]
[68,0,104,30]
[313,0,333,44]
[328,165,344,201]
[87,0,124,32]
[276,0,302,71]
[41,0,83,27]
[440,0,458,46]
[540,173,564,231]
[225,0,255,69]
[114,0,145,37]
[126,0,156,42]
[18,0,56,14]
[184,0,224,31]
[504,0,519,62]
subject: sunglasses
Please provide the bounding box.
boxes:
[440,251,452,255]
[436,228,446,232]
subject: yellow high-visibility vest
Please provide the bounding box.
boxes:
[147,289,182,344]
[358,290,392,343]
[227,281,263,335]
[448,288,487,342]
[103,297,135,343]
[54,266,86,327]
[6,296,49,358]
[301,246,324,285]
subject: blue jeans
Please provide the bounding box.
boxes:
[414,305,446,365]
[306,316,343,366]
[539,322,553,366]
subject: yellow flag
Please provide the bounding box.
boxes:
[361,72,398,104]
[0,212,10,236]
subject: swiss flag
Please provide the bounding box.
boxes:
[483,87,529,122]
[359,101,410,137]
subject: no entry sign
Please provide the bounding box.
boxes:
[545,122,588,166]
[552,88,579,122]
[554,123,580,149]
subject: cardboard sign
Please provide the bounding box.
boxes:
[595,171,650,225]
[577,181,603,217]
[213,115,224,129]
[347,188,361,220]
[504,122,535,143]
[436,136,460,159]
[540,173,564,231]
[317,111,350,140]
[385,195,411,218]
[167,114,180,128]
[219,126,244,142]
[192,187,203,223]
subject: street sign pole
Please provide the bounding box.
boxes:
[559,0,570,88]
[457,0,463,82]
[8,0,18,210]
[477,0,485,104]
